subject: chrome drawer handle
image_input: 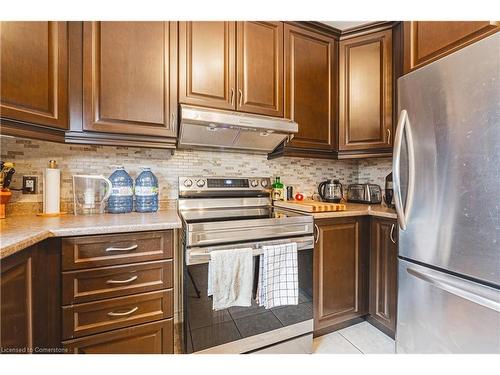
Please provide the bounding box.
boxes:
[107,306,139,317]
[106,275,138,284]
[105,244,138,252]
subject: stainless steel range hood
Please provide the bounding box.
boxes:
[178,105,298,153]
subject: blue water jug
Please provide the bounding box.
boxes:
[135,167,159,213]
[107,167,133,214]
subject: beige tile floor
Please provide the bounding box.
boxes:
[312,322,396,354]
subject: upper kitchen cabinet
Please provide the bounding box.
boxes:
[179,21,283,116]
[338,27,393,157]
[270,24,337,158]
[403,21,499,73]
[236,21,283,117]
[0,22,68,141]
[80,21,177,139]
[179,21,236,110]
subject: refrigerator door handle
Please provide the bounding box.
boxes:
[393,109,415,230]
[406,266,500,313]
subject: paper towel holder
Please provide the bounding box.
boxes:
[38,159,66,217]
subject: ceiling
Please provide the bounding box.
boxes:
[319,21,373,31]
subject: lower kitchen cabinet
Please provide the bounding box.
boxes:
[313,215,398,339]
[0,240,61,353]
[0,247,34,352]
[368,217,398,338]
[63,319,173,354]
[60,229,175,354]
[313,217,369,336]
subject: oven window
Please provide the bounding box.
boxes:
[184,249,313,353]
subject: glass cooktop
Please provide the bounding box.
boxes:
[180,207,308,224]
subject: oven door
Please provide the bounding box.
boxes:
[183,236,314,354]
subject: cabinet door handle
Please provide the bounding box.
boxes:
[238,89,243,107]
[230,88,235,106]
[314,224,320,244]
[105,244,138,252]
[170,112,175,128]
[390,224,396,244]
[106,275,138,285]
[387,128,391,144]
[107,306,139,317]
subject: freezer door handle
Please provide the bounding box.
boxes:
[393,109,415,230]
[406,266,500,313]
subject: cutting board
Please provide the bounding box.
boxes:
[274,200,346,212]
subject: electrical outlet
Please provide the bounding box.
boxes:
[22,176,38,194]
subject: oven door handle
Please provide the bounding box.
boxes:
[186,236,314,265]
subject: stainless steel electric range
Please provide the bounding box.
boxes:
[178,177,314,354]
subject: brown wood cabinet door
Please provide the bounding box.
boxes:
[82,21,177,137]
[63,319,173,354]
[179,21,236,110]
[369,218,398,338]
[0,240,62,353]
[284,25,337,151]
[313,217,369,335]
[0,248,33,352]
[404,21,499,73]
[0,21,68,129]
[236,21,283,117]
[339,29,393,152]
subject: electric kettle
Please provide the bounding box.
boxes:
[318,179,343,203]
[72,175,113,215]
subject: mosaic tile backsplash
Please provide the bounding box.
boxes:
[1,136,392,213]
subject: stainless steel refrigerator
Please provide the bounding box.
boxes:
[393,32,500,353]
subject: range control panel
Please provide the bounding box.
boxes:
[207,178,249,188]
[179,177,271,191]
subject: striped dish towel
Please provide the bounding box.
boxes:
[256,242,298,309]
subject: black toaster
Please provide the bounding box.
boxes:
[346,184,382,204]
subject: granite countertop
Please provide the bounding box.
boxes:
[297,203,397,220]
[0,210,182,260]
[1,203,395,260]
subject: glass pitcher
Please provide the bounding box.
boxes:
[72,175,112,215]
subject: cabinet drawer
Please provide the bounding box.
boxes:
[62,230,173,271]
[63,318,173,354]
[62,259,173,305]
[62,289,172,339]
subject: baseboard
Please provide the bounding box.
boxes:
[366,316,395,340]
[313,316,366,338]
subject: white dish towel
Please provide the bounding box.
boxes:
[256,242,299,309]
[207,248,254,311]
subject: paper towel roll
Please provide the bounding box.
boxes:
[43,167,60,214]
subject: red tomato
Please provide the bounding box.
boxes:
[295,193,304,201]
